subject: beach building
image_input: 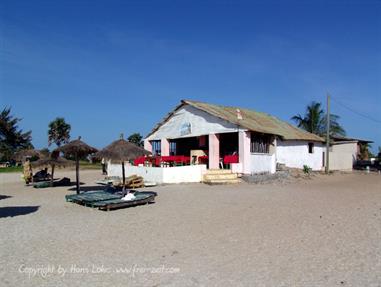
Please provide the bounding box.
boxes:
[108,100,327,183]
[329,136,373,170]
[143,100,325,173]
[108,100,374,183]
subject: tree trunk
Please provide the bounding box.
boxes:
[51,164,55,187]
[76,154,80,194]
[122,161,125,191]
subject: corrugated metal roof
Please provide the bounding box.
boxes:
[146,100,324,142]
[331,135,373,144]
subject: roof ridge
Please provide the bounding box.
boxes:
[184,99,281,118]
[147,99,324,142]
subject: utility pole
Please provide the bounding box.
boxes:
[325,94,330,174]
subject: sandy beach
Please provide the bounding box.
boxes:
[1,169,381,286]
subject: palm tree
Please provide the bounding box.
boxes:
[0,107,33,161]
[127,132,143,147]
[358,143,372,160]
[48,117,71,147]
[292,101,346,137]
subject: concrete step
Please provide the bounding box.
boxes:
[204,173,238,180]
[204,178,241,185]
[205,169,233,175]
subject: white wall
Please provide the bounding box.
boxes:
[331,142,357,161]
[163,165,207,183]
[231,163,242,174]
[329,142,357,170]
[108,164,164,183]
[276,140,324,171]
[329,153,353,171]
[147,105,240,140]
[107,163,207,184]
[250,153,276,174]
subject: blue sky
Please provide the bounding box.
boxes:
[1,0,380,152]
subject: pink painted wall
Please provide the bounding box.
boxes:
[161,138,170,156]
[208,133,220,169]
[239,131,251,174]
[144,140,152,153]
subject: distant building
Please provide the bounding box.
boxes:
[329,136,373,170]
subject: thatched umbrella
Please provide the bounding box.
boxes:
[56,136,97,194]
[13,149,43,162]
[31,154,74,187]
[94,134,151,190]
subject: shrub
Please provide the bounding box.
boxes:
[303,165,312,174]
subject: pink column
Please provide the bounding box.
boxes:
[161,138,170,156]
[209,133,220,169]
[144,139,152,153]
[239,131,251,174]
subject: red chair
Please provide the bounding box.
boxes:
[198,156,209,165]
[134,156,146,166]
[223,155,239,164]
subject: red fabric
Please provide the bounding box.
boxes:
[134,156,147,166]
[134,155,192,166]
[223,155,239,164]
[198,156,209,164]
[161,156,191,164]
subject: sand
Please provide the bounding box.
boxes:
[1,169,381,286]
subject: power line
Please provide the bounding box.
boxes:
[330,96,381,124]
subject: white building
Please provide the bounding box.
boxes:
[329,136,373,170]
[108,100,371,183]
[143,100,325,176]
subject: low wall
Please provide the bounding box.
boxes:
[250,154,276,174]
[231,163,242,174]
[107,164,207,184]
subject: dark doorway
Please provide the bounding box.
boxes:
[219,132,238,157]
[172,136,209,156]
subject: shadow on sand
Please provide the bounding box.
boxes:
[0,195,12,200]
[0,206,40,218]
[67,185,106,192]
[32,181,85,188]
[54,181,85,187]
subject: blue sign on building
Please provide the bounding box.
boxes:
[180,122,192,136]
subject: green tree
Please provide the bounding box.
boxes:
[48,117,71,147]
[358,143,372,160]
[0,107,33,161]
[127,132,143,147]
[291,101,346,137]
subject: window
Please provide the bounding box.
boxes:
[322,152,325,167]
[169,141,177,155]
[151,140,161,156]
[250,133,271,154]
[308,143,314,154]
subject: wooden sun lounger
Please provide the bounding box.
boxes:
[65,190,157,211]
[65,191,122,205]
[91,192,157,211]
[95,176,121,185]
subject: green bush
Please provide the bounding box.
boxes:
[303,165,312,174]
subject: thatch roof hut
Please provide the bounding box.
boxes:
[13,149,43,162]
[32,156,74,187]
[57,137,97,194]
[95,135,150,190]
[57,137,98,158]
